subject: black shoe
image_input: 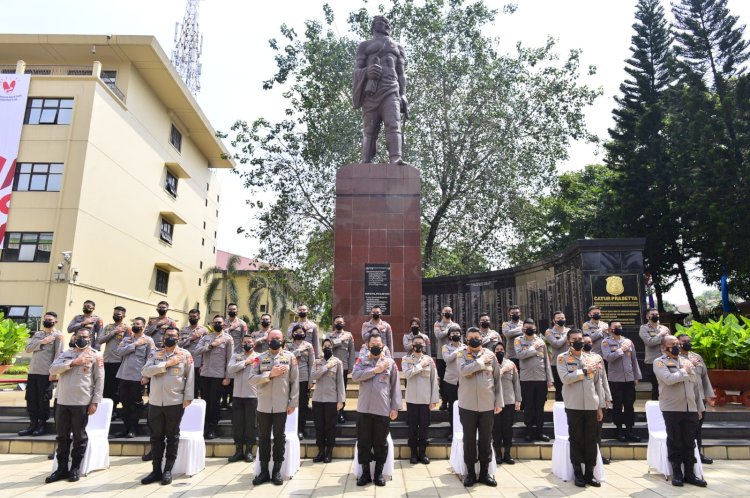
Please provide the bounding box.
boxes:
[418,447,430,465]
[700,454,714,465]
[205,431,216,440]
[17,427,34,437]
[45,468,69,484]
[338,413,346,424]
[536,434,550,442]
[478,472,497,487]
[252,466,271,486]
[373,462,386,486]
[625,431,641,443]
[602,457,611,465]
[141,470,162,485]
[126,431,135,439]
[584,469,600,487]
[32,425,47,437]
[463,471,477,487]
[440,401,448,411]
[616,432,628,443]
[671,462,684,487]
[142,450,153,461]
[495,451,502,465]
[47,453,54,460]
[228,445,244,463]
[313,446,325,463]
[298,432,304,440]
[323,447,333,464]
[161,470,172,485]
[245,445,255,463]
[113,431,129,439]
[447,434,452,442]
[573,466,585,488]
[68,467,80,482]
[503,454,515,465]
[357,465,372,486]
[684,466,707,487]
[410,454,418,465]
[272,463,283,485]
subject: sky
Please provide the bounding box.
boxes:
[4,0,748,305]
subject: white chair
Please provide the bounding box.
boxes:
[645,400,703,479]
[171,399,206,477]
[352,433,395,481]
[253,409,301,480]
[52,398,113,476]
[449,402,498,478]
[551,401,605,482]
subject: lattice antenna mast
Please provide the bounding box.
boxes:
[171,0,203,95]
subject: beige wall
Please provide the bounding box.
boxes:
[207,275,295,331]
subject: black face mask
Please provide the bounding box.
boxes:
[612,328,622,335]
[524,328,536,336]
[480,321,490,328]
[650,315,660,322]
[228,311,237,318]
[335,323,344,330]
[323,347,333,360]
[132,326,143,333]
[157,308,167,316]
[669,345,680,356]
[450,335,461,342]
[370,345,382,356]
[269,338,282,350]
[243,343,254,352]
[164,336,177,347]
[496,352,505,363]
[583,343,593,352]
[556,319,566,327]
[298,312,307,318]
[83,307,93,314]
[413,344,423,353]
[372,313,380,320]
[75,337,90,349]
[443,312,452,319]
[112,315,122,322]
[261,320,271,327]
[411,326,420,334]
[293,333,306,341]
[681,342,692,352]
[467,338,481,348]
[591,313,601,320]
[189,318,199,325]
[571,341,584,351]
[43,320,55,328]
[510,313,520,321]
[213,324,223,332]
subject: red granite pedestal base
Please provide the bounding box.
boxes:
[333,164,422,356]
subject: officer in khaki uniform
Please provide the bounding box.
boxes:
[96,306,128,418]
[403,317,431,356]
[249,329,300,486]
[639,308,669,400]
[140,326,194,485]
[456,327,503,488]
[581,306,608,355]
[492,342,521,465]
[602,321,641,443]
[178,308,206,399]
[479,313,501,352]
[46,329,104,483]
[442,325,464,433]
[286,304,320,356]
[654,335,707,487]
[252,313,273,353]
[557,329,605,488]
[310,338,346,463]
[677,333,715,465]
[583,333,613,464]
[195,316,234,439]
[227,335,259,464]
[361,305,394,354]
[501,305,523,367]
[115,318,154,438]
[325,315,356,423]
[402,335,439,465]
[514,319,553,441]
[145,301,178,349]
[222,304,249,407]
[67,299,104,343]
[433,306,457,410]
[544,311,569,401]
[287,323,316,439]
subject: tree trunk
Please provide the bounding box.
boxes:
[675,257,701,321]
[654,277,665,313]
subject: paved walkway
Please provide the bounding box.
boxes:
[1,454,746,498]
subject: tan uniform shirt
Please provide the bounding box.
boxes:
[248,349,299,413]
[287,320,320,356]
[26,329,64,375]
[434,320,456,360]
[514,334,553,382]
[225,317,249,354]
[67,314,104,343]
[480,329,502,352]
[456,347,504,412]
[96,323,128,363]
[639,323,669,363]
[310,356,346,403]
[286,340,315,382]
[557,350,605,411]
[50,347,104,406]
[582,320,608,355]
[227,351,259,398]
[499,358,522,406]
[362,319,394,354]
[351,355,402,417]
[116,335,155,381]
[195,331,233,378]
[680,352,713,403]
[178,325,207,368]
[654,353,704,412]
[403,331,431,356]
[402,353,440,405]
[544,326,569,364]
[442,342,464,385]
[145,316,177,349]
[142,347,195,406]
[502,321,523,359]
[250,328,270,353]
[602,336,641,382]
[325,329,356,370]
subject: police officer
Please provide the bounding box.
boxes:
[640,308,669,400]
[456,327,503,487]
[557,329,605,487]
[583,333,613,464]
[249,329,299,486]
[479,313,501,352]
[140,326,194,485]
[45,329,104,483]
[442,324,463,435]
[501,305,523,368]
[145,301,177,349]
[402,335,439,465]
[677,333,715,464]
[178,308,206,399]
[403,317,431,356]
[96,306,128,419]
[352,333,401,487]
[362,305,394,354]
[654,335,707,487]
[602,320,641,443]
[226,335,259,463]
[67,299,103,344]
[223,303,249,408]
[433,305,456,410]
[492,342,520,465]
[326,315,355,423]
[310,338,345,464]
[287,323,315,440]
[287,304,320,356]
[544,310,569,401]
[20,311,64,436]
[195,315,233,439]
[514,318,553,441]
[251,313,273,353]
[115,317,154,438]
[582,306,608,355]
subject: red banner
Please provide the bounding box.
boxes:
[0,74,30,246]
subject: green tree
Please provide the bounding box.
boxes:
[246,268,298,329]
[203,254,241,316]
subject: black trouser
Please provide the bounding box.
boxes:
[25,373,53,426]
[232,397,258,446]
[148,404,184,465]
[357,412,390,465]
[521,380,547,437]
[221,379,233,404]
[200,376,223,431]
[551,367,563,402]
[407,403,430,448]
[193,367,202,398]
[443,382,458,430]
[436,359,446,399]
[298,381,310,434]
[492,403,515,452]
[697,409,705,452]
[663,411,699,464]
[313,401,338,447]
[257,411,287,463]
[118,379,144,433]
[339,370,349,413]
[643,363,659,400]
[610,381,636,429]
[103,363,121,411]
[459,407,493,469]
[55,404,89,468]
[566,408,598,469]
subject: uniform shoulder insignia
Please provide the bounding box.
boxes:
[513,337,521,345]
[655,360,664,368]
[582,322,590,330]
[557,355,564,364]
[456,350,464,359]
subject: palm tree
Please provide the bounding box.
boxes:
[247,268,298,327]
[203,254,242,316]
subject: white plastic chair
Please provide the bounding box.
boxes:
[645,400,703,479]
[52,398,113,476]
[253,409,301,480]
[171,399,206,477]
[448,402,498,478]
[352,433,395,481]
[551,402,605,482]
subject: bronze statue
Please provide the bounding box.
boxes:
[352,15,408,165]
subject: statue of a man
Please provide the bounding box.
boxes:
[352,15,408,165]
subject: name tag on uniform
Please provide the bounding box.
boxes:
[261,358,273,372]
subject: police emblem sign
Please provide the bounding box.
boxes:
[589,274,642,326]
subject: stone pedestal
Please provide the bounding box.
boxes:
[333,164,422,356]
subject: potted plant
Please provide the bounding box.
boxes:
[0,313,29,375]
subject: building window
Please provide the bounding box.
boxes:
[155,269,169,294]
[205,199,208,207]
[13,163,63,192]
[67,69,92,76]
[165,169,178,197]
[201,238,204,246]
[217,194,220,202]
[213,246,216,254]
[200,260,203,269]
[160,218,174,245]
[101,70,117,87]
[203,221,206,229]
[215,209,218,218]
[169,124,182,152]
[1,232,53,262]
[260,304,267,313]
[198,277,202,287]
[0,305,44,329]
[24,98,74,125]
